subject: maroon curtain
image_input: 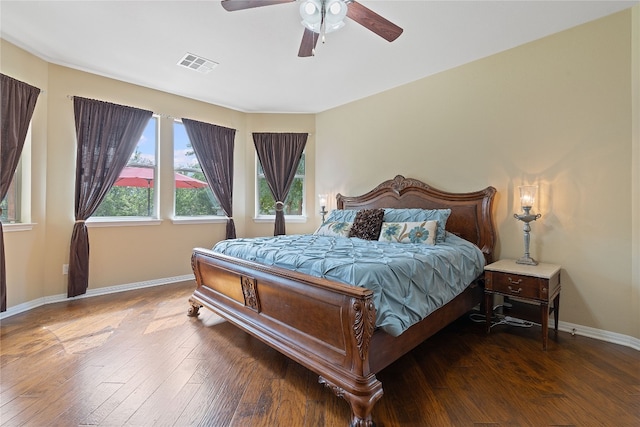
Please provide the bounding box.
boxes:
[253,132,307,236]
[69,97,152,297]
[182,118,237,239]
[0,74,41,312]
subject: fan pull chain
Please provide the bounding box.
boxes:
[312,29,318,56]
[320,1,327,44]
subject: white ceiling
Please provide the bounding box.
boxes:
[1,1,637,113]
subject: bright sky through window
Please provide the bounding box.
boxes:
[173,122,192,170]
[135,120,191,168]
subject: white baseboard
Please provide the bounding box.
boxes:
[554,320,640,351]
[0,274,195,320]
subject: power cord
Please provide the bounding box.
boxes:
[469,307,538,329]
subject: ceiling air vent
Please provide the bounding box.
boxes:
[177,53,218,74]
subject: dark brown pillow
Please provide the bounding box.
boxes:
[349,208,385,240]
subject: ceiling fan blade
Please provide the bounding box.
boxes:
[298,28,319,57]
[346,1,403,42]
[221,0,294,12]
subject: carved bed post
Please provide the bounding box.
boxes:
[319,294,383,426]
[188,253,202,317]
[319,374,383,427]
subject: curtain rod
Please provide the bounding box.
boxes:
[65,95,175,119]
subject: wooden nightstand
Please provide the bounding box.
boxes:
[484,259,561,350]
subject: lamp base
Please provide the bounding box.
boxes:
[516,256,538,266]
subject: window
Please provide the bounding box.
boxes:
[92,116,158,217]
[1,125,30,225]
[0,171,19,224]
[173,121,222,217]
[256,153,305,216]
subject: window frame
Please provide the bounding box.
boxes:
[171,119,225,222]
[1,167,20,225]
[1,125,32,231]
[87,115,159,225]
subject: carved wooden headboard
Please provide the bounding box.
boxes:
[336,175,497,263]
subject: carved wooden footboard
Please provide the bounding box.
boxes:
[189,249,383,425]
[189,175,496,426]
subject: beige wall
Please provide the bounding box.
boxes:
[44,65,248,293]
[1,40,315,305]
[1,41,49,305]
[317,9,638,339]
[2,7,638,341]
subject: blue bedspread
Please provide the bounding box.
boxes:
[213,233,485,337]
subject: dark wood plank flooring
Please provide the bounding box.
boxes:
[1,281,638,426]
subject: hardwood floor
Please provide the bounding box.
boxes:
[1,281,638,426]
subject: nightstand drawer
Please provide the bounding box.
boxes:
[485,271,546,300]
[484,259,562,350]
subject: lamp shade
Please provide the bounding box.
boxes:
[300,0,321,29]
[324,0,347,29]
[300,0,347,34]
[318,194,328,207]
[519,185,538,210]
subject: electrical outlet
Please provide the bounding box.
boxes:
[62,264,69,275]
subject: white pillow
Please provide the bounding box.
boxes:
[378,220,437,245]
[314,221,352,237]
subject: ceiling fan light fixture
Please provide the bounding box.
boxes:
[326,0,347,24]
[303,1,318,15]
[300,0,321,30]
[300,0,347,34]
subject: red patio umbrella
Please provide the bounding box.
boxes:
[114,166,208,189]
[114,166,208,215]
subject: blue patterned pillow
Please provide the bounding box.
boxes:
[325,208,451,243]
[324,209,359,223]
[383,208,451,243]
[314,221,352,237]
[378,221,437,245]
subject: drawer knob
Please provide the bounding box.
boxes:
[508,285,522,294]
[507,277,523,285]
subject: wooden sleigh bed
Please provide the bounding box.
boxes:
[188,175,496,426]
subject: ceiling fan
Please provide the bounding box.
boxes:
[221,0,403,57]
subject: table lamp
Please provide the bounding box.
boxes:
[514,185,542,265]
[319,194,328,223]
